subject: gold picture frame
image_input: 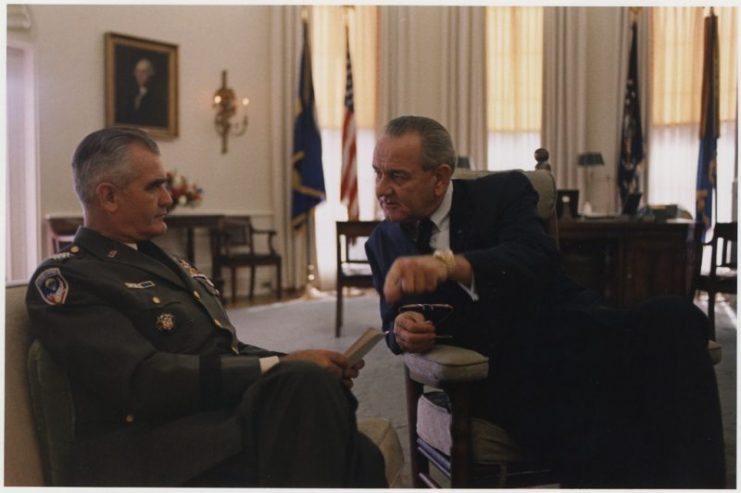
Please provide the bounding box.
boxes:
[105,32,178,139]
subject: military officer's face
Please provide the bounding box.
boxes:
[112,144,173,242]
[373,132,451,224]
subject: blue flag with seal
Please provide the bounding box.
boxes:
[291,19,326,229]
[695,10,719,240]
[618,21,644,206]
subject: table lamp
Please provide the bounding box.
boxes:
[578,152,604,214]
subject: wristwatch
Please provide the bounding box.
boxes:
[432,249,456,277]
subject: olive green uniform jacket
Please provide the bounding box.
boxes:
[26,227,281,485]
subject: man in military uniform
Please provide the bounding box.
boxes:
[26,127,386,487]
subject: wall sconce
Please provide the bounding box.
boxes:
[213,69,249,154]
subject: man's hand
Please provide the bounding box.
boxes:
[393,310,436,353]
[383,255,448,304]
[281,349,364,388]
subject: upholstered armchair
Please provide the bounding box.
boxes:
[401,160,559,488]
[5,282,404,487]
[400,152,722,488]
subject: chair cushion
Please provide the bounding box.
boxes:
[417,391,525,464]
[5,283,45,485]
[340,263,373,277]
[27,340,76,485]
[357,417,404,487]
[403,345,489,386]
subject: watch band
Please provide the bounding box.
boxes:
[432,249,456,277]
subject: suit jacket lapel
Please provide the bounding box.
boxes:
[449,180,475,252]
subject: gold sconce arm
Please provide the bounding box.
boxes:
[213,69,248,154]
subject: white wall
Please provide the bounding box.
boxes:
[9,5,276,220]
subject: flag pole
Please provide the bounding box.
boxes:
[302,209,325,299]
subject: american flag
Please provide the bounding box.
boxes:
[340,26,359,221]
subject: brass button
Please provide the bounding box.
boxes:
[214,319,223,328]
[152,296,161,304]
[193,290,201,300]
[125,414,135,423]
[70,245,80,253]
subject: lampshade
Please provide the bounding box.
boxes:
[578,152,605,167]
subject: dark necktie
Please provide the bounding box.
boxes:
[415,218,435,254]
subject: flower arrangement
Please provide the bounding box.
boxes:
[166,170,204,210]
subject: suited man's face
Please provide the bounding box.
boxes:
[373,132,451,223]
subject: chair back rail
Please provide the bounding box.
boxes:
[335,220,381,337]
[218,215,282,303]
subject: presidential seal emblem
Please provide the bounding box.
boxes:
[155,313,176,332]
[35,267,69,306]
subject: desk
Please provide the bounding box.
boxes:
[558,219,699,307]
[47,213,226,294]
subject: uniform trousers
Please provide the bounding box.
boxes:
[189,361,387,487]
[486,296,725,488]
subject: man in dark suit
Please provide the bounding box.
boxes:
[365,115,725,487]
[26,127,386,487]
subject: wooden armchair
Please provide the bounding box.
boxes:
[47,217,82,254]
[335,220,380,337]
[218,216,282,304]
[401,150,723,488]
[695,221,737,340]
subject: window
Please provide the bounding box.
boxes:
[485,7,543,170]
[309,6,379,287]
[648,7,737,222]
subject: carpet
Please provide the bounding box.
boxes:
[227,293,411,486]
[227,294,737,488]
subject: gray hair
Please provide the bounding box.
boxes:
[384,115,457,171]
[72,127,160,207]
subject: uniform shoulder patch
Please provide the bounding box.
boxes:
[34,267,70,306]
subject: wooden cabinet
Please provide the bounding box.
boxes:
[558,219,699,307]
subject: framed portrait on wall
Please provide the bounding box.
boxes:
[105,32,178,138]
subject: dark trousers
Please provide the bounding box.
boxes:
[488,296,725,488]
[189,361,387,487]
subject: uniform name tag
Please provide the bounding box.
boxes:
[125,281,155,289]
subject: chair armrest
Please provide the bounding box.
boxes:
[402,345,489,387]
[250,228,277,253]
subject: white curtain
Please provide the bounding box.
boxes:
[268,6,304,291]
[440,7,487,170]
[378,6,487,169]
[542,7,589,196]
[310,6,379,290]
[485,7,543,172]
